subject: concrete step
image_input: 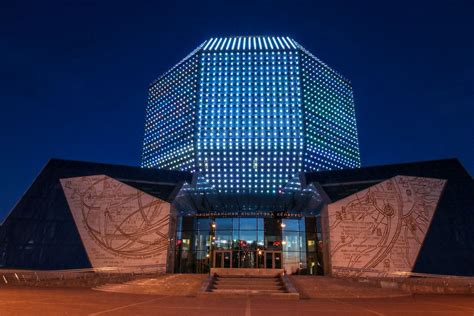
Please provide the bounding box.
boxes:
[215,276,279,280]
[212,287,286,292]
[198,272,300,300]
[212,289,286,294]
[213,282,283,287]
[212,276,287,294]
[214,282,282,288]
[215,280,283,285]
[214,279,281,285]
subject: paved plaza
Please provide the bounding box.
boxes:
[0,287,473,315]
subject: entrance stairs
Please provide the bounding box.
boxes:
[199,268,299,299]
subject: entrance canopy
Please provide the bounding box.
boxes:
[172,173,326,217]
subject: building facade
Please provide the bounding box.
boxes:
[140,36,362,274]
[1,158,472,277]
[142,36,361,195]
[0,159,192,271]
[0,37,472,278]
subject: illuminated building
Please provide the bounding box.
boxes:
[0,37,472,278]
[142,36,361,194]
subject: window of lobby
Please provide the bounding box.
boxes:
[174,216,323,274]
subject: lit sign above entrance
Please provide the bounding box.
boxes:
[193,211,304,218]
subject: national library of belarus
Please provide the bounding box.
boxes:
[1,37,472,278]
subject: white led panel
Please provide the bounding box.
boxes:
[142,36,361,193]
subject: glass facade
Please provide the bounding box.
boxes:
[0,159,192,270]
[142,36,361,194]
[142,51,200,170]
[197,47,303,194]
[174,216,324,274]
[1,157,471,276]
[300,49,360,170]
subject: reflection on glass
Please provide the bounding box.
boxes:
[195,233,208,251]
[240,230,257,243]
[182,238,191,250]
[257,218,264,231]
[282,219,299,231]
[196,250,207,260]
[257,251,264,268]
[265,235,283,250]
[257,230,264,246]
[307,240,316,252]
[233,218,239,231]
[216,218,233,230]
[240,218,257,230]
[283,251,300,268]
[197,218,211,231]
[175,215,313,274]
[283,231,300,252]
[215,232,232,249]
[240,250,255,268]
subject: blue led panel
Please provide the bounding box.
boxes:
[142,36,361,193]
[197,46,303,194]
[299,48,361,170]
[142,52,200,171]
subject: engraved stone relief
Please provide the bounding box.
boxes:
[60,175,170,270]
[328,176,446,277]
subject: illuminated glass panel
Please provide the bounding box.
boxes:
[197,46,303,194]
[141,36,361,192]
[299,49,361,170]
[142,53,200,171]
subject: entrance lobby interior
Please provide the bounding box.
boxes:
[174,216,324,274]
[213,250,282,269]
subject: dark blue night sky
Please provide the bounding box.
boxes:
[1,0,473,219]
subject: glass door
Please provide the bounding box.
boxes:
[239,250,256,268]
[264,251,282,269]
[214,251,232,268]
[257,251,265,268]
[274,252,282,269]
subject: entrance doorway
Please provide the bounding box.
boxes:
[239,250,256,268]
[264,251,282,269]
[213,250,282,269]
[214,250,232,268]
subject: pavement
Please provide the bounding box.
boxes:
[0,287,473,315]
[289,276,410,299]
[94,274,207,296]
[93,274,410,299]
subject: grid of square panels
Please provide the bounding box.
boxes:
[141,36,362,192]
[197,49,304,194]
[142,54,199,171]
[300,50,361,171]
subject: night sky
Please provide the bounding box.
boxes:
[1,0,473,220]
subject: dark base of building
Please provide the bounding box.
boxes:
[0,158,472,277]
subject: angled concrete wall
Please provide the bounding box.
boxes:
[327,176,446,277]
[61,175,172,272]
